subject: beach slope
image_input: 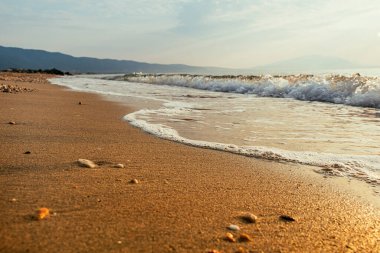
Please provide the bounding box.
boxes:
[0,73,379,252]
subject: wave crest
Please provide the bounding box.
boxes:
[112,73,380,108]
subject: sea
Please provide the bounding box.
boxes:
[50,68,380,190]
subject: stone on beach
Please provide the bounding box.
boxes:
[129,179,139,184]
[239,233,253,242]
[1,84,33,93]
[24,151,31,154]
[8,121,16,125]
[236,247,248,253]
[77,159,97,168]
[241,213,258,223]
[36,207,50,220]
[279,215,296,222]
[113,163,125,168]
[207,250,221,253]
[225,232,236,242]
[227,224,240,231]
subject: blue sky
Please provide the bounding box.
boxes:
[1,0,379,68]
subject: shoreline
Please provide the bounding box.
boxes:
[1,73,379,252]
[53,74,380,191]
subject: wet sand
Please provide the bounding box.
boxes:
[0,73,379,253]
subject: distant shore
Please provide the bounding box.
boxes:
[0,72,379,252]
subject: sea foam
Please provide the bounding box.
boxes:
[115,74,380,108]
[124,109,380,186]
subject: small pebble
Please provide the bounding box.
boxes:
[10,198,17,202]
[78,101,82,105]
[36,207,50,220]
[227,224,240,231]
[24,151,31,154]
[117,241,122,244]
[77,159,97,168]
[207,250,221,253]
[236,247,248,253]
[241,213,257,223]
[279,215,296,222]
[239,233,253,242]
[129,179,139,184]
[225,232,236,242]
[8,121,16,125]
[113,163,125,168]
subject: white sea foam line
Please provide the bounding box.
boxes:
[124,109,380,186]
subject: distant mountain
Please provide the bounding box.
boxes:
[0,46,373,75]
[252,55,365,74]
[0,45,231,74]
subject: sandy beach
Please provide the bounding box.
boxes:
[0,72,379,253]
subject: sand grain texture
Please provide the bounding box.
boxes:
[0,73,379,253]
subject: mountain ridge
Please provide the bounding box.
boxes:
[0,45,375,75]
[0,45,231,74]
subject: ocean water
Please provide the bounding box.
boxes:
[50,72,380,187]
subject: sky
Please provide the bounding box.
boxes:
[1,0,380,68]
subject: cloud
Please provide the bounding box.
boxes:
[1,0,380,67]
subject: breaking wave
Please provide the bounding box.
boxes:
[111,73,380,108]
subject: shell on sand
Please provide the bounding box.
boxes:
[113,163,125,168]
[77,159,97,168]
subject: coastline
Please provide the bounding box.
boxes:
[0,73,379,252]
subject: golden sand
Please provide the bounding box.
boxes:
[0,73,379,252]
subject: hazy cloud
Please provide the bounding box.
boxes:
[0,0,379,67]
